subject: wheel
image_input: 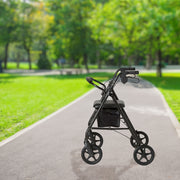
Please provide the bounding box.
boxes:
[81,145,103,165]
[130,131,149,148]
[88,132,103,147]
[133,144,155,166]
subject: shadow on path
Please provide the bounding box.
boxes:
[71,149,136,180]
[127,78,153,89]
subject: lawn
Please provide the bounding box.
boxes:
[0,73,112,141]
[5,62,38,70]
[3,62,117,70]
[3,62,99,70]
[141,72,180,122]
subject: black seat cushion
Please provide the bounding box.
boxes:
[93,100,125,109]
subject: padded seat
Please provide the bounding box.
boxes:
[93,100,125,109]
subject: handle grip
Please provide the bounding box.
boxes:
[114,67,136,77]
[126,70,139,75]
[120,67,135,71]
[86,77,106,91]
[120,70,139,84]
[86,77,93,84]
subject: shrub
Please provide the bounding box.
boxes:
[37,53,51,69]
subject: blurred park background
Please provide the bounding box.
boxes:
[0,0,180,141]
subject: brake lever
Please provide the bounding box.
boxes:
[127,76,140,83]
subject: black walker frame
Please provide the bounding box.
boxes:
[81,67,155,165]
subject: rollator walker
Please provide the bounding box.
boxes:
[81,67,155,165]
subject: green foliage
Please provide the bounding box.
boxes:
[89,0,180,68]
[0,0,18,44]
[0,0,180,70]
[37,52,51,69]
[17,1,37,48]
[47,0,96,71]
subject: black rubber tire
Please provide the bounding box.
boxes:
[88,132,103,147]
[81,145,103,165]
[133,144,155,166]
[130,131,149,148]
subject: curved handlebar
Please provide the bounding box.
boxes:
[113,67,136,78]
[112,68,139,84]
[86,77,106,92]
[86,67,139,92]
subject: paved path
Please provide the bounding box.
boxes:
[0,79,180,180]
[3,67,180,76]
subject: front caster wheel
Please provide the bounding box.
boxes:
[133,144,155,166]
[130,131,149,148]
[81,145,103,165]
[88,132,103,147]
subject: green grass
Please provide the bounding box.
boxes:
[3,62,117,70]
[3,62,62,70]
[141,72,180,122]
[0,72,112,141]
[4,62,38,70]
[3,62,100,70]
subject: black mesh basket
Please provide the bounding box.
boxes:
[97,108,120,127]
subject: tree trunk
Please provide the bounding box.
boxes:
[17,52,20,69]
[70,59,74,68]
[4,43,9,69]
[146,54,153,69]
[17,60,20,69]
[156,49,162,77]
[96,50,101,69]
[27,49,31,70]
[127,56,133,66]
[156,36,162,77]
[0,60,3,73]
[83,53,89,73]
[118,54,121,67]
[23,40,32,70]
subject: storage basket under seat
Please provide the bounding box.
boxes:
[93,100,125,127]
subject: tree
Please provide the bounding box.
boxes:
[0,0,18,69]
[89,0,140,66]
[88,0,180,76]
[17,0,40,70]
[48,0,96,72]
[134,0,180,76]
[32,1,54,69]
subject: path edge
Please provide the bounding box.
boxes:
[146,80,180,138]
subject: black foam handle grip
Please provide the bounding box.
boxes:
[126,70,139,74]
[133,70,139,74]
[127,67,136,70]
[121,67,135,71]
[86,77,93,84]
[135,71,139,74]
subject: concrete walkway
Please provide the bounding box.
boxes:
[3,66,180,76]
[0,79,180,180]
